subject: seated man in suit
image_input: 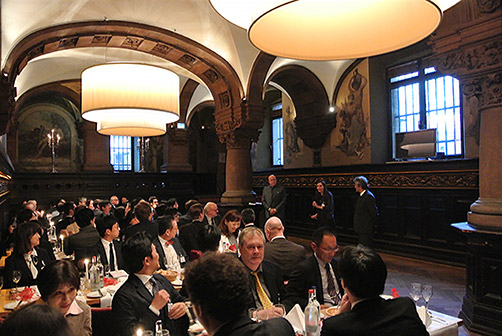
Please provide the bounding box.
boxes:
[95,214,125,272]
[241,208,257,228]
[238,227,285,317]
[178,205,205,256]
[112,232,187,336]
[321,246,429,336]
[264,217,306,281]
[285,227,343,310]
[63,208,100,269]
[185,252,295,336]
[123,201,158,241]
[153,215,188,270]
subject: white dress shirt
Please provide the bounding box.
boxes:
[314,253,340,306]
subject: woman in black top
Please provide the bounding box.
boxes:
[311,180,335,228]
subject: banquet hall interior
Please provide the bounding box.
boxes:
[0,0,500,335]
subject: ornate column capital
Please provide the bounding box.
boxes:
[462,71,502,111]
[214,100,264,147]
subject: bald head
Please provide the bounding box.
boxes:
[204,202,218,219]
[264,216,284,241]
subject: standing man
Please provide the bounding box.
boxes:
[264,217,306,281]
[285,227,343,310]
[184,253,295,336]
[353,176,378,249]
[262,175,286,223]
[321,246,428,336]
[112,232,187,336]
[239,227,285,315]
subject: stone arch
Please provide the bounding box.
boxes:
[266,65,334,149]
[179,79,201,123]
[3,20,244,122]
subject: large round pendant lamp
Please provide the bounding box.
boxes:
[81,63,179,136]
[210,0,460,61]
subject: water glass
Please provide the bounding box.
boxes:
[409,282,422,305]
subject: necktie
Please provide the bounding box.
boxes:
[251,271,274,309]
[109,242,116,271]
[325,263,340,305]
[149,277,159,297]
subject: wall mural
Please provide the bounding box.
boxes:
[327,59,371,165]
[17,108,73,172]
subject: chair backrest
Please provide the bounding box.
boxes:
[91,307,118,336]
[190,249,202,261]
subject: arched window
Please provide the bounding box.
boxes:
[389,60,462,158]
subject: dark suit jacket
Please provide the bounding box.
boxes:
[178,220,205,254]
[124,220,159,242]
[214,315,295,336]
[245,260,285,309]
[202,215,221,233]
[4,247,51,288]
[262,185,286,221]
[353,190,378,234]
[96,239,125,271]
[320,297,429,336]
[264,237,306,281]
[153,236,189,269]
[285,255,343,310]
[64,225,100,268]
[112,273,186,336]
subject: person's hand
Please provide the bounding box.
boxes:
[8,224,15,234]
[312,201,317,208]
[151,289,170,311]
[269,208,277,215]
[60,229,70,238]
[168,302,187,319]
[266,306,284,318]
[338,293,352,313]
[130,217,139,225]
[311,214,318,220]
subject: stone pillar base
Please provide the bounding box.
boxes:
[468,198,502,230]
[452,222,502,336]
[220,189,256,206]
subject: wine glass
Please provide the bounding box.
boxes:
[422,284,433,312]
[12,270,22,293]
[409,282,421,306]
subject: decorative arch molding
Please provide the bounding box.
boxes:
[266,65,334,149]
[3,20,244,117]
[15,81,82,120]
[179,79,201,123]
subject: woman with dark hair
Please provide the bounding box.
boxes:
[0,303,72,336]
[311,179,335,228]
[4,221,51,288]
[37,260,92,336]
[218,210,243,253]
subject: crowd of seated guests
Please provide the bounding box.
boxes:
[0,195,429,336]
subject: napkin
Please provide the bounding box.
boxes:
[416,306,432,328]
[110,270,128,279]
[100,292,113,308]
[285,304,305,332]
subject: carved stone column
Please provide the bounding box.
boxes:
[82,121,113,171]
[160,128,192,172]
[0,74,16,136]
[216,101,264,206]
[430,2,502,334]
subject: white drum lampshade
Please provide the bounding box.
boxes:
[210,0,460,61]
[81,63,180,136]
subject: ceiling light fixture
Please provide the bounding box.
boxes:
[81,63,179,136]
[210,0,460,61]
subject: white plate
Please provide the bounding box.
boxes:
[4,301,24,310]
[171,279,182,286]
[86,291,103,298]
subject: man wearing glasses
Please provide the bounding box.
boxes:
[285,227,343,310]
